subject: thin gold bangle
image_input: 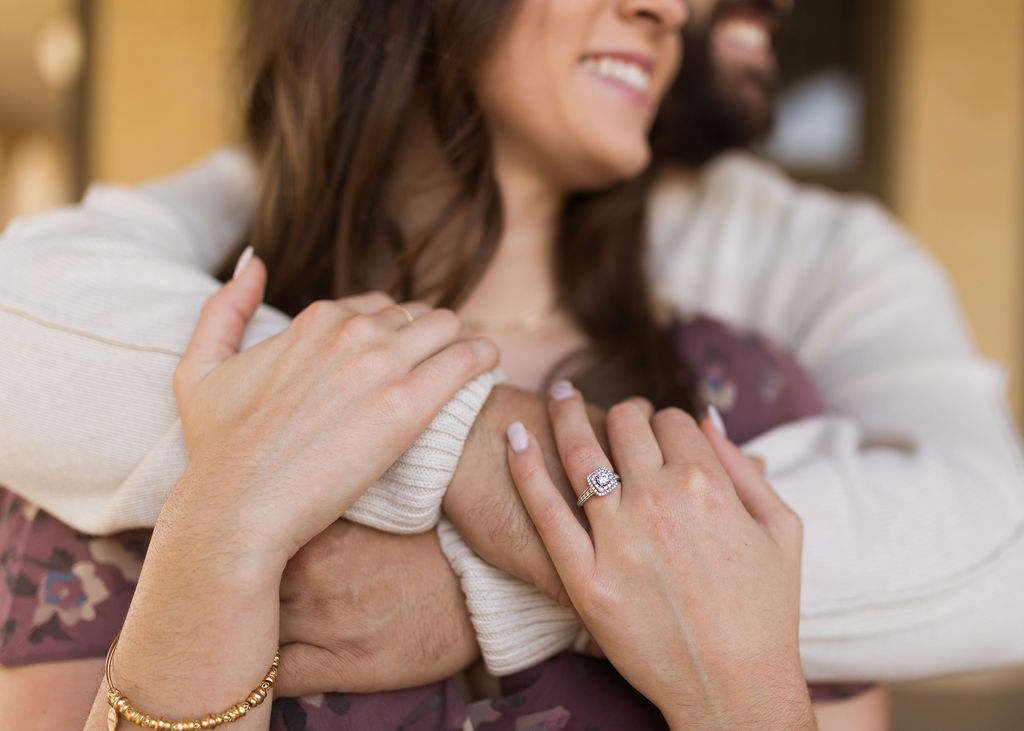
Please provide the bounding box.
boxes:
[104,631,280,730]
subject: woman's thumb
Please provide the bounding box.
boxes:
[178,247,267,384]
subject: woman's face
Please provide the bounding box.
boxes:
[476,0,687,192]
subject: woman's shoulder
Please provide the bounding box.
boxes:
[668,311,826,443]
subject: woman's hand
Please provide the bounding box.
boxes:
[170,251,499,568]
[508,384,815,730]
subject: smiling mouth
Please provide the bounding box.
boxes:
[715,16,775,66]
[580,54,652,94]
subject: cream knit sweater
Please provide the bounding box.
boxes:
[1,150,1023,681]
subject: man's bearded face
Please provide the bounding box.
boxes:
[660,0,792,166]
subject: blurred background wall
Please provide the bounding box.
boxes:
[0,1,1022,727]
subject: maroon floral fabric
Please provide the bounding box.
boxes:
[0,313,869,728]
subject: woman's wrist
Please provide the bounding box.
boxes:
[107,472,283,727]
[659,668,816,731]
[165,465,294,577]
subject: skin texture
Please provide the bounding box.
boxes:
[277,521,478,695]
[476,0,685,191]
[81,257,498,729]
[2,1,840,727]
[509,389,816,729]
[444,385,606,605]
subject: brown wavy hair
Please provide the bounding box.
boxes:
[218,0,697,412]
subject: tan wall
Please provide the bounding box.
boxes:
[889,0,1024,419]
[87,0,238,184]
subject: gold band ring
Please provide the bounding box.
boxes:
[383,303,415,324]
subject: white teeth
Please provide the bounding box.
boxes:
[720,19,769,51]
[582,56,651,92]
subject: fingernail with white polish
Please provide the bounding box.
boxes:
[549,380,574,401]
[507,421,529,453]
[232,245,254,279]
[707,404,727,437]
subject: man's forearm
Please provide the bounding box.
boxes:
[444,384,607,596]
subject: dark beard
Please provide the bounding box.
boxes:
[653,0,782,168]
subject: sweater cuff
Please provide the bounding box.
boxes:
[343,369,498,533]
[436,518,583,675]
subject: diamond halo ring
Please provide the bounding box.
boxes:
[577,466,621,506]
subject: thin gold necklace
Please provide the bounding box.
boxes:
[463,301,561,335]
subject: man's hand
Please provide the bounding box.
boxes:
[276,520,478,695]
[443,385,607,607]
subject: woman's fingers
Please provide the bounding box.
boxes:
[649,406,720,468]
[700,417,802,550]
[336,290,394,315]
[402,336,499,418]
[548,382,622,519]
[507,423,593,586]
[335,295,473,371]
[176,249,267,391]
[605,397,662,477]
[393,308,474,368]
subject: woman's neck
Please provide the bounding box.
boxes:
[391,122,571,344]
[456,152,564,328]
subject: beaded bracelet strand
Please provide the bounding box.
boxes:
[104,631,280,730]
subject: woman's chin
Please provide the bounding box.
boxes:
[574,146,651,190]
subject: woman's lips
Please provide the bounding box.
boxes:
[580,52,654,103]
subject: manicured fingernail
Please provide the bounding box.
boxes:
[549,380,574,401]
[707,404,727,437]
[507,421,529,453]
[232,245,254,279]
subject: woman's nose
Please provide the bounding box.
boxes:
[618,0,689,32]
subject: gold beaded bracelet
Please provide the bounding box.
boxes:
[104,631,280,730]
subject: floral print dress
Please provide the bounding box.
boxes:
[0,314,869,729]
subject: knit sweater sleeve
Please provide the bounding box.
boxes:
[647,155,1024,680]
[0,150,495,534]
[436,518,589,675]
